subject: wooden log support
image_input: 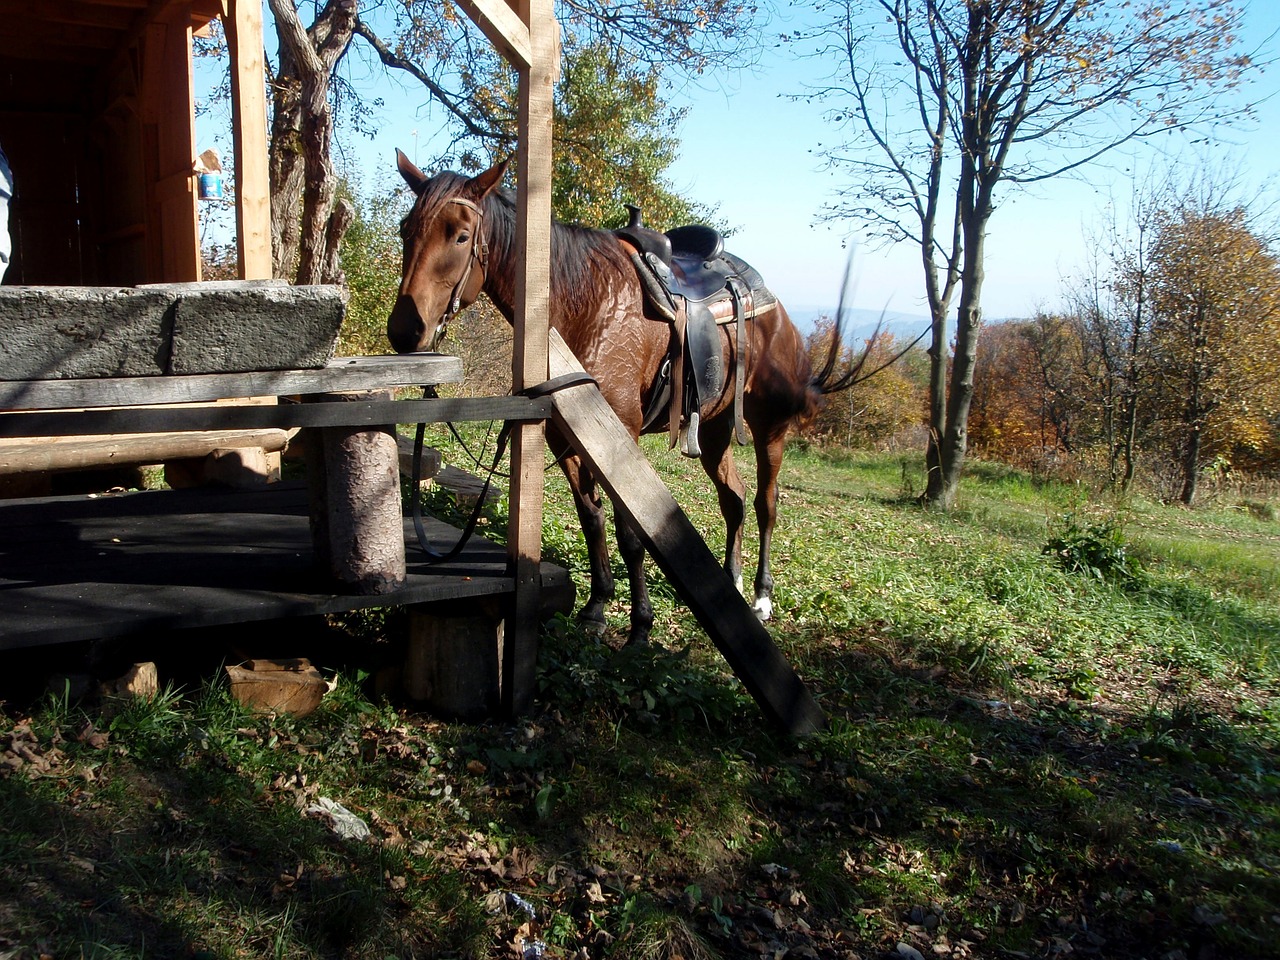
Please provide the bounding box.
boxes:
[304,391,406,595]
[404,599,504,721]
[0,427,290,475]
[546,331,826,737]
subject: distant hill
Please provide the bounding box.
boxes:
[785,305,933,345]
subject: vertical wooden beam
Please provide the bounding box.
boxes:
[141,5,202,281]
[223,0,272,279]
[502,0,556,717]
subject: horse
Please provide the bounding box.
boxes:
[388,152,870,646]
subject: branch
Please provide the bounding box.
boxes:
[352,16,504,142]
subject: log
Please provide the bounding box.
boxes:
[0,427,290,475]
[305,391,406,595]
[545,330,825,737]
[394,433,442,485]
[164,444,281,489]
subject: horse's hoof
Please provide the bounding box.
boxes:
[752,596,774,622]
[577,614,608,638]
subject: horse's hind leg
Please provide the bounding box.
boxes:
[750,425,790,622]
[558,451,614,635]
[698,415,747,594]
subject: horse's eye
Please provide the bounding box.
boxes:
[456,232,470,246]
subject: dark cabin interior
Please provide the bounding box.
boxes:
[0,2,225,286]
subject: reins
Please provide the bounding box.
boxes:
[409,373,597,565]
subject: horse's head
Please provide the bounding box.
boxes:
[387,152,510,353]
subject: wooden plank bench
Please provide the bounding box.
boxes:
[0,357,571,659]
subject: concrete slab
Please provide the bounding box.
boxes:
[163,282,348,374]
[0,282,348,381]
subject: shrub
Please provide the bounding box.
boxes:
[1042,512,1141,583]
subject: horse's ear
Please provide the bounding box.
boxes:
[466,157,511,200]
[396,149,429,195]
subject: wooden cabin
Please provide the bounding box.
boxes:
[0,0,270,286]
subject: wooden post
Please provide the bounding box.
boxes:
[452,0,558,717]
[222,0,273,280]
[404,599,504,721]
[546,332,825,737]
[501,1,557,718]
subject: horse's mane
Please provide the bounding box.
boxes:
[479,184,632,317]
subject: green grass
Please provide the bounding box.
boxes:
[2,441,1277,959]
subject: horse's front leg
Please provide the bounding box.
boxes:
[559,452,614,635]
[614,513,654,646]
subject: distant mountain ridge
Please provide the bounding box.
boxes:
[785,305,933,344]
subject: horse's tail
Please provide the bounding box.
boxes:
[809,258,927,397]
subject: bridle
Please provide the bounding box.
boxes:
[428,195,489,351]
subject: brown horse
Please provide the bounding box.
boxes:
[388,153,868,645]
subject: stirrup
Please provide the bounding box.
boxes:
[680,411,702,459]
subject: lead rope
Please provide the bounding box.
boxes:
[409,372,598,565]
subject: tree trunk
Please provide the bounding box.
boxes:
[935,278,983,510]
[1179,424,1201,505]
[922,305,948,503]
[266,0,357,284]
[269,41,304,279]
[1119,391,1138,490]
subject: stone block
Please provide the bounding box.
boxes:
[163,281,348,374]
[0,286,172,380]
[0,282,348,382]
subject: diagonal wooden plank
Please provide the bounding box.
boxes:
[545,331,825,737]
[455,0,531,69]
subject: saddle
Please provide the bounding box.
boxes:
[615,206,777,457]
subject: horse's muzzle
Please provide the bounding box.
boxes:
[387,296,429,354]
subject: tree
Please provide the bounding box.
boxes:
[1066,179,1168,489]
[969,315,1092,468]
[267,0,358,283]
[1144,203,1280,504]
[801,0,1256,509]
[428,40,708,229]
[334,179,405,356]
[260,0,764,283]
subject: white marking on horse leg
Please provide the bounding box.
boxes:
[753,595,774,622]
[735,574,744,595]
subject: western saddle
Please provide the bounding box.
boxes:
[614,205,777,457]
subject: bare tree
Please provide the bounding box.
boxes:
[802,0,1257,508]
[1067,181,1166,489]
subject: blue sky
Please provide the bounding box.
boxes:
[658,1,1280,321]
[197,2,1280,321]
